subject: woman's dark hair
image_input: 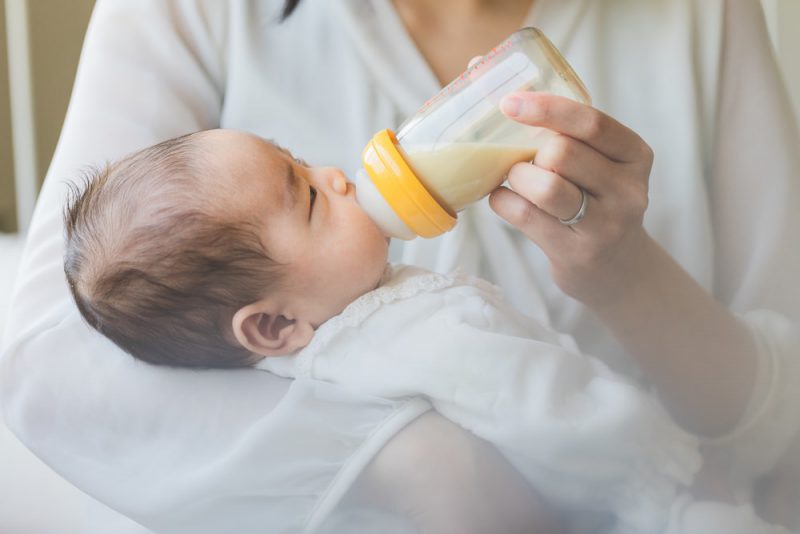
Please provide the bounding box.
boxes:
[282,0,301,21]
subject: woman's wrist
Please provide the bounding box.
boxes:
[572,227,658,312]
[585,231,663,327]
[588,235,759,436]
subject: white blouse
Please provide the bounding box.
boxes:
[2,0,798,532]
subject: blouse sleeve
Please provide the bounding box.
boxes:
[0,1,429,532]
[704,0,800,482]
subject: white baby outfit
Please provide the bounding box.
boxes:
[260,264,790,534]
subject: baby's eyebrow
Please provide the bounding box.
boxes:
[280,158,301,213]
[263,140,302,212]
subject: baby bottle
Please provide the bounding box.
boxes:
[353,27,591,240]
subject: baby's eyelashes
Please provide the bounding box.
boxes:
[309,185,317,220]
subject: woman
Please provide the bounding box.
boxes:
[2,0,798,531]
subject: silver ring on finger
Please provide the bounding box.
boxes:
[559,187,588,226]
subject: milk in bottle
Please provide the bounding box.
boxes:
[353,27,591,239]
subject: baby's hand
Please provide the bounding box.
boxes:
[348,412,566,533]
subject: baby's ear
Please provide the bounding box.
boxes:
[231,301,314,357]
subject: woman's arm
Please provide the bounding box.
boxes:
[489,92,757,438]
[488,0,800,443]
[349,412,566,534]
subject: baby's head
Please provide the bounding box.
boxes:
[64,129,389,368]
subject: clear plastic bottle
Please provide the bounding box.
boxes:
[353,27,591,239]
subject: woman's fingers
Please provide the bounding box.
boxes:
[501,92,653,165]
[531,133,617,197]
[506,162,587,223]
[488,186,571,247]
[492,91,655,308]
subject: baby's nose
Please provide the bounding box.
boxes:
[332,173,348,195]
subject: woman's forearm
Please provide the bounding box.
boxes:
[489,93,757,436]
[591,234,758,437]
[489,92,761,435]
[349,412,566,534]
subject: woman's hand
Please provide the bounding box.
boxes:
[491,92,759,437]
[490,91,656,309]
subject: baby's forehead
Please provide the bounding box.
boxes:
[199,129,284,154]
[200,130,293,175]
[197,130,296,214]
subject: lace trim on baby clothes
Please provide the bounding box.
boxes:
[293,264,489,377]
[450,268,506,301]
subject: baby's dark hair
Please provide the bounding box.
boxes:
[63,133,282,368]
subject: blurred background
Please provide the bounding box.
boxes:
[0,1,798,532]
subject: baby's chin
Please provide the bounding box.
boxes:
[327,267,387,320]
[367,249,391,289]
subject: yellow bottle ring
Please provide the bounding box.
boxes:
[361,129,456,238]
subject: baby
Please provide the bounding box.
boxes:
[63,129,788,534]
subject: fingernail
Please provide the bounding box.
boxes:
[501,96,522,117]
